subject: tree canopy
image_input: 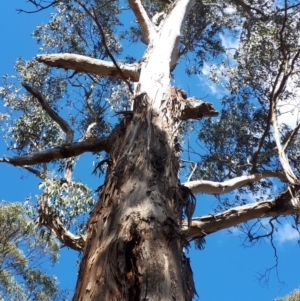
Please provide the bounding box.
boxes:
[277,290,300,301]
[1,0,300,300]
[0,201,67,300]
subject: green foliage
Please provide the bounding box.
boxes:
[0,201,67,301]
[276,290,300,301]
[0,0,300,294]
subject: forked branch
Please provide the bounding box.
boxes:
[76,0,133,93]
[283,121,300,152]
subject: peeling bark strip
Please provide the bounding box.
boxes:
[36,54,140,82]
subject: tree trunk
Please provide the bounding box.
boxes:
[73,87,196,300]
[72,1,197,299]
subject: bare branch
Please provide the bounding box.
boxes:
[128,0,155,44]
[182,186,300,240]
[270,57,300,184]
[36,54,140,82]
[23,166,46,179]
[184,171,287,194]
[75,0,133,93]
[16,0,59,13]
[0,137,110,167]
[38,194,86,251]
[22,83,74,144]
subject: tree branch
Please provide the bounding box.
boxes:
[0,137,110,167]
[38,194,86,251]
[182,186,300,240]
[270,53,300,184]
[22,83,74,144]
[171,87,219,120]
[75,0,133,93]
[36,54,140,82]
[16,0,59,13]
[184,171,287,194]
[23,166,46,179]
[128,0,155,44]
[179,97,219,120]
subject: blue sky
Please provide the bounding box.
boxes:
[1,2,300,300]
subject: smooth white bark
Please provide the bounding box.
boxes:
[184,171,287,194]
[128,0,155,44]
[36,54,140,81]
[138,0,195,105]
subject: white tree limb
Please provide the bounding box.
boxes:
[184,171,287,194]
[128,0,155,44]
[139,0,196,104]
[36,54,140,82]
[182,186,300,240]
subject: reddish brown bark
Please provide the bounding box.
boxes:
[73,90,196,301]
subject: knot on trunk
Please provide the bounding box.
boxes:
[170,87,219,120]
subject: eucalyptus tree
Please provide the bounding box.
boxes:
[1,0,300,300]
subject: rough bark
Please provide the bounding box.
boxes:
[71,1,203,298]
[73,89,197,301]
[29,0,300,300]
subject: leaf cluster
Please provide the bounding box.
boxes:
[0,201,67,301]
